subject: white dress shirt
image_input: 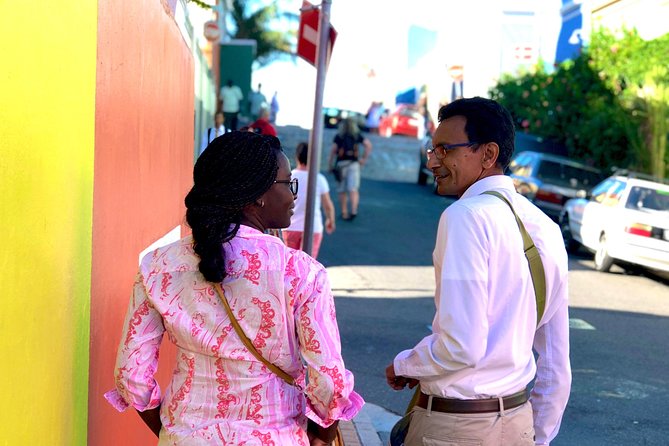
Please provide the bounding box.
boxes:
[198,125,226,156]
[394,175,571,445]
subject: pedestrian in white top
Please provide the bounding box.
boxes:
[219,79,243,131]
[198,111,226,157]
[283,142,336,259]
[385,97,571,446]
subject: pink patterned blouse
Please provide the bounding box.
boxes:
[105,225,364,445]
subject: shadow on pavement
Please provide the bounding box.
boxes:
[318,178,453,268]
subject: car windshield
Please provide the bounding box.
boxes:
[535,160,602,189]
[624,186,669,212]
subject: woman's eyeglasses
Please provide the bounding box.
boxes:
[275,178,299,195]
[425,141,479,160]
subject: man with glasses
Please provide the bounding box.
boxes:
[385,97,571,445]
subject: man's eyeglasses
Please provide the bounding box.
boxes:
[275,178,299,195]
[426,141,479,160]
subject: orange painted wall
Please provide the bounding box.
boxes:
[88,0,194,444]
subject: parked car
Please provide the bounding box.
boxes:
[417,133,433,186]
[507,151,604,221]
[379,104,434,139]
[560,173,669,273]
[323,107,367,131]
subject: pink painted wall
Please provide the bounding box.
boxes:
[88,0,194,443]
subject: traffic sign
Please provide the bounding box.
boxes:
[203,20,220,42]
[297,1,337,67]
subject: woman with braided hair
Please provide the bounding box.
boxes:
[105,131,364,445]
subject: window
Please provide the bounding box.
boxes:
[592,180,624,206]
[626,186,669,211]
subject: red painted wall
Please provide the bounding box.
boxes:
[88,0,194,443]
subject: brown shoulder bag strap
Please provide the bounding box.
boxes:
[482,191,546,325]
[213,283,295,386]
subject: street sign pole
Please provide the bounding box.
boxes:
[302,0,331,256]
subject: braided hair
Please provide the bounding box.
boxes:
[185,131,283,282]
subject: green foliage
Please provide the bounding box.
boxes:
[188,0,214,9]
[588,28,669,178]
[229,0,295,67]
[490,28,669,178]
[187,0,296,67]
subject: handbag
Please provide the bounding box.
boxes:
[389,191,546,446]
[332,160,343,182]
[213,283,345,446]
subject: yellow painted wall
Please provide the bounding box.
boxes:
[0,3,97,445]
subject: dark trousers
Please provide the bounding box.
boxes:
[223,112,239,131]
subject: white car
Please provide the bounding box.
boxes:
[560,174,669,273]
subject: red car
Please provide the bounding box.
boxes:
[379,105,434,139]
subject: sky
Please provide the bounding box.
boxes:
[251,0,563,127]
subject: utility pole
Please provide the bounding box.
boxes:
[302,0,332,256]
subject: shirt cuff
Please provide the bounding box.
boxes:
[104,389,130,412]
[306,390,365,427]
[103,384,161,413]
[393,349,413,377]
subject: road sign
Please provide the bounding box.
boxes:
[514,46,534,60]
[297,1,337,67]
[448,65,464,81]
[203,20,220,42]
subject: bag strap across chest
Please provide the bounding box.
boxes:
[482,190,546,325]
[213,283,295,385]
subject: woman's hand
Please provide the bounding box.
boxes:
[307,419,339,445]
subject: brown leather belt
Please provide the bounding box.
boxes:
[416,389,529,414]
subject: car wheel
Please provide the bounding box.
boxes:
[560,215,580,254]
[594,233,614,272]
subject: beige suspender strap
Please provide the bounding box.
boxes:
[482,191,546,325]
[213,283,295,386]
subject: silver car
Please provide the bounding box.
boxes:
[508,151,604,221]
[560,174,669,272]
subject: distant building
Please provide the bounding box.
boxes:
[557,0,669,65]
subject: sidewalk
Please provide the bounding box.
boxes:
[342,406,384,446]
[343,403,403,446]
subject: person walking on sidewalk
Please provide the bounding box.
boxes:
[219,79,243,131]
[385,97,571,446]
[248,83,267,121]
[328,117,372,220]
[249,106,277,137]
[283,142,336,259]
[106,132,364,445]
[198,111,226,157]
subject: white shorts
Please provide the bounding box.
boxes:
[336,160,360,193]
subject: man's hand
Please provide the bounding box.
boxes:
[385,364,418,390]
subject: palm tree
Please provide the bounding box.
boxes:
[189,0,297,66]
[228,0,296,67]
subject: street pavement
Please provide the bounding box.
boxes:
[275,125,669,445]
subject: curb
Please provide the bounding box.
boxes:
[339,407,384,446]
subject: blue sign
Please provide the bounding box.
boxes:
[555,4,583,63]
